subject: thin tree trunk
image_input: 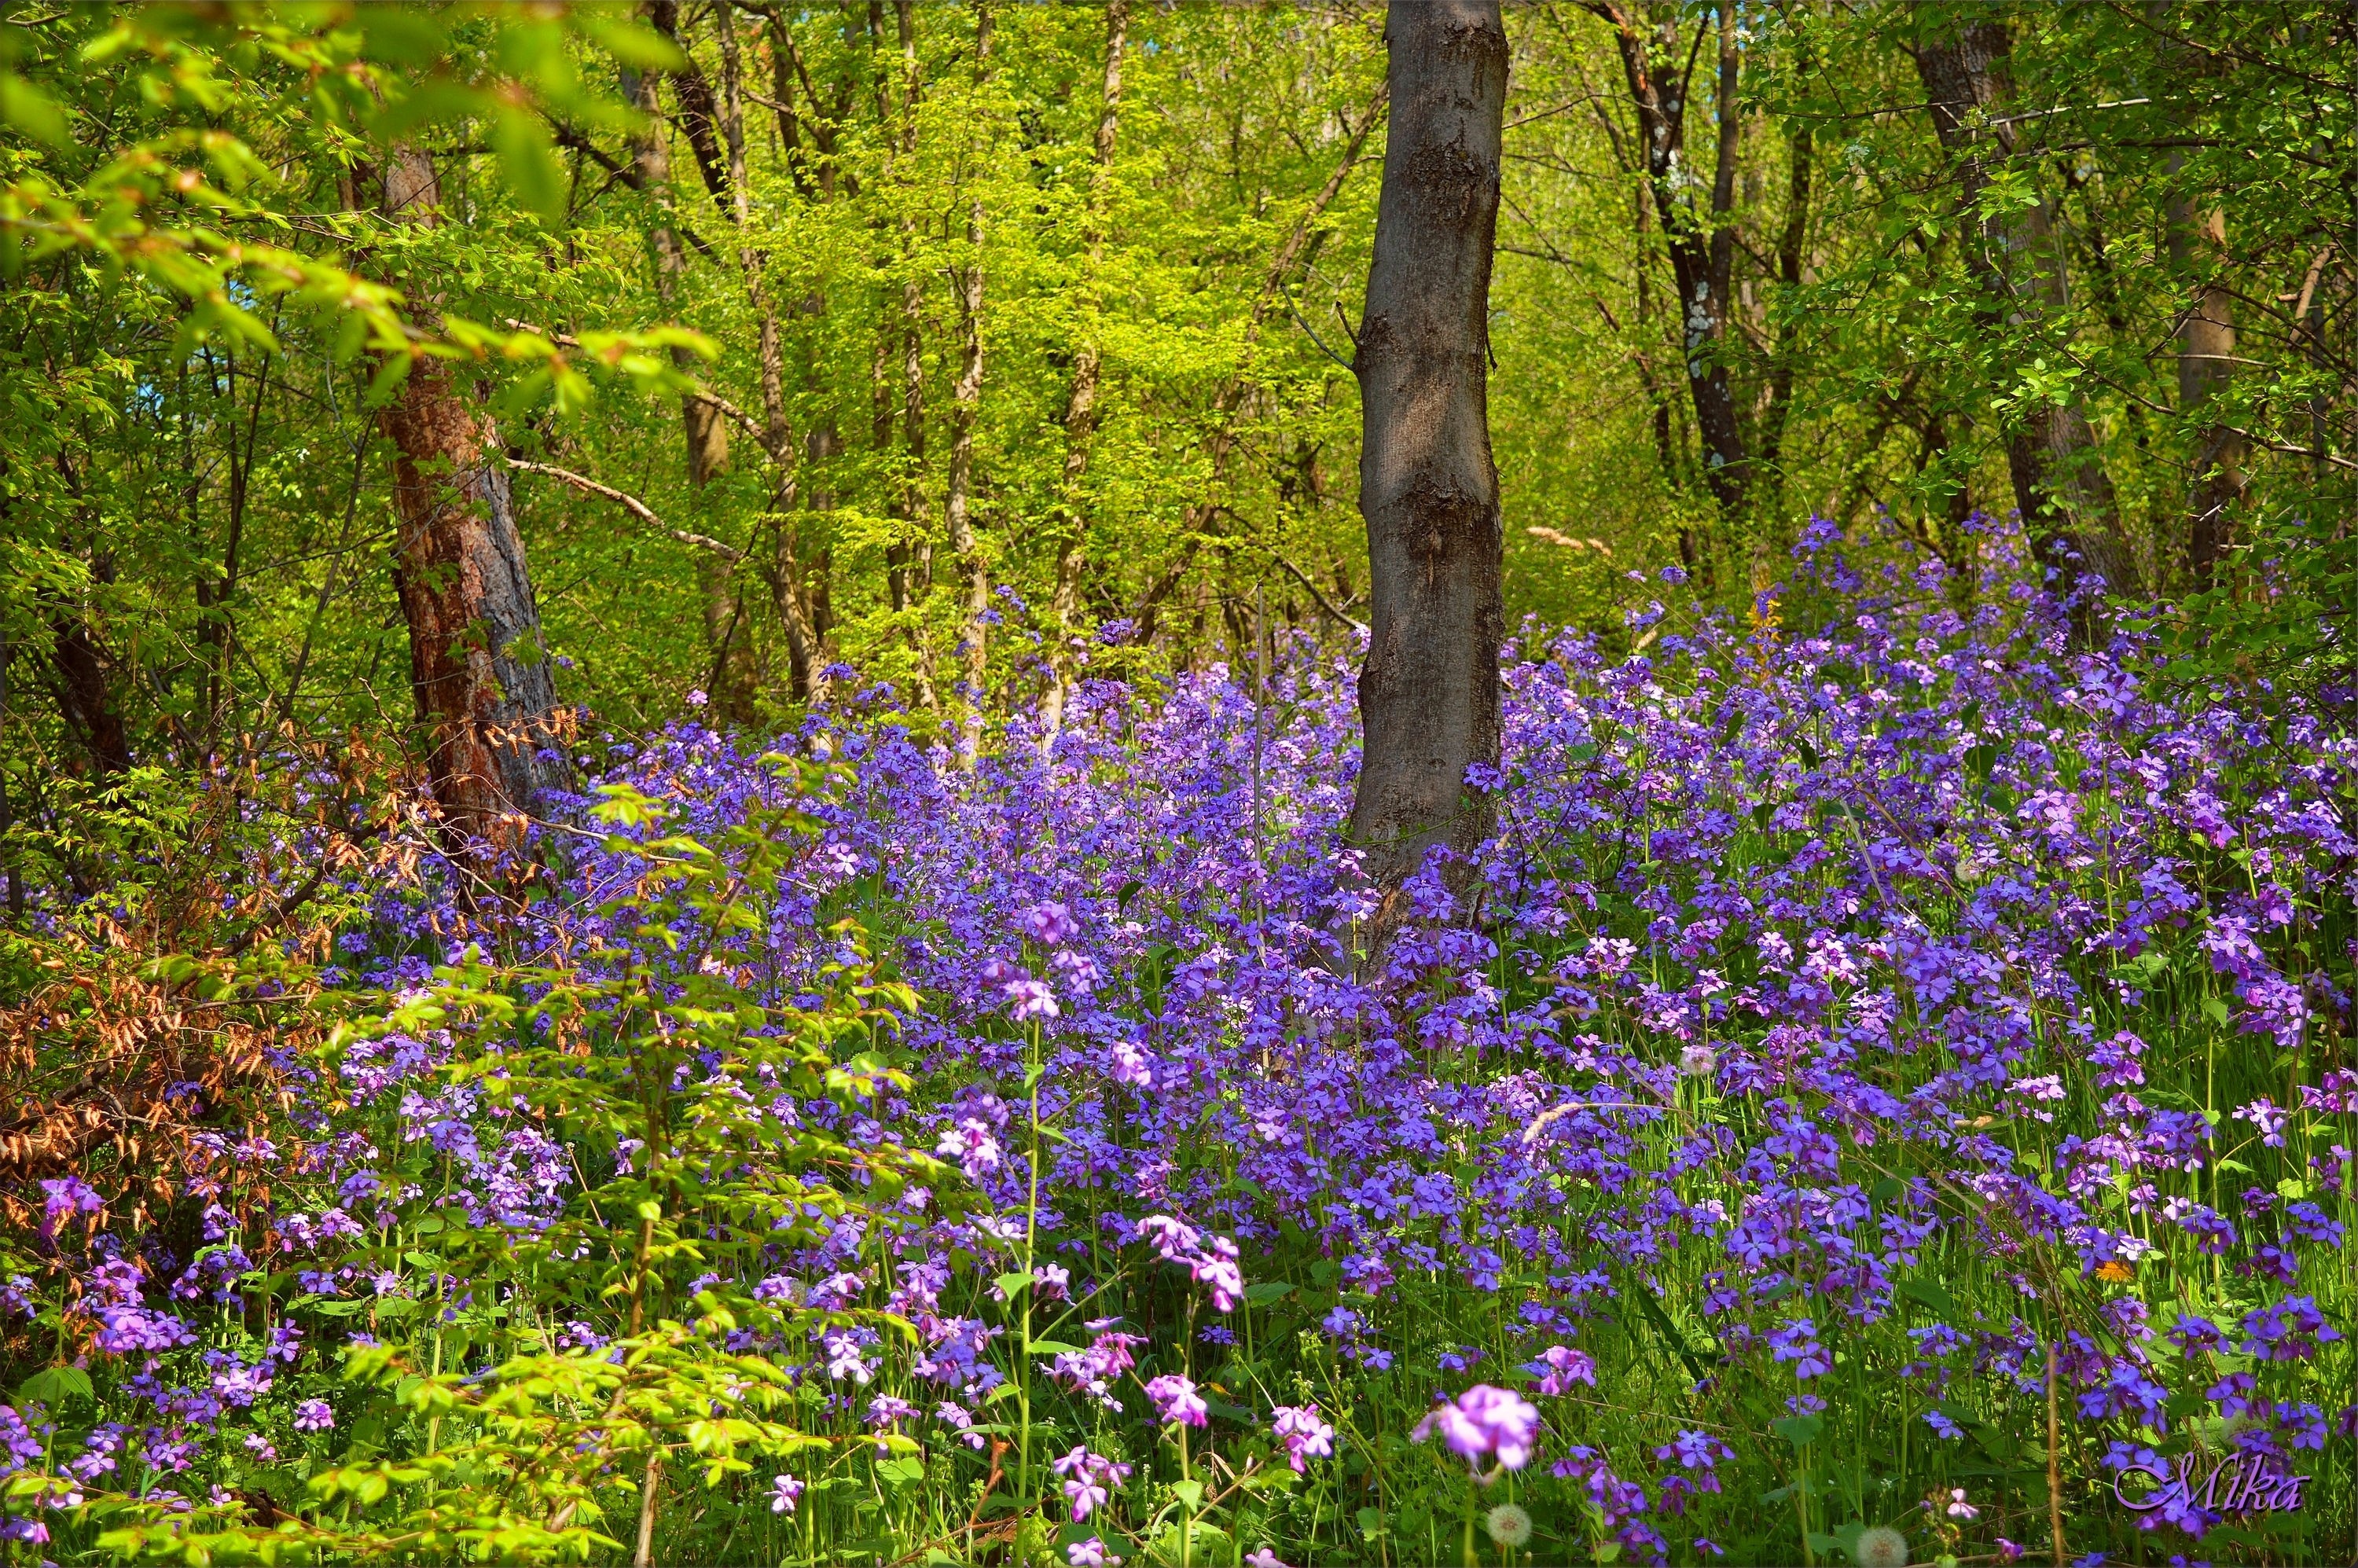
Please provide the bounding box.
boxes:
[718,4,826,707]
[1592,1,1747,544]
[1347,0,1508,932]
[892,0,938,712]
[2168,190,2242,588]
[646,0,732,213]
[1044,0,1129,742]
[1915,20,2141,610]
[376,149,568,865]
[944,2,995,762]
[1754,116,1814,582]
[626,61,755,721]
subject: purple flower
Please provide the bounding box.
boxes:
[1270,1404,1335,1472]
[769,1473,802,1514]
[292,1399,334,1433]
[1413,1385,1541,1473]
[1144,1374,1207,1428]
[1530,1344,1596,1394]
[1768,1318,1831,1379]
[1019,902,1080,946]
[1051,1446,1131,1522]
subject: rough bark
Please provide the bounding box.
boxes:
[1043,0,1129,742]
[2168,192,2242,587]
[375,149,567,861]
[1914,20,2142,608]
[50,605,132,775]
[1346,0,1508,927]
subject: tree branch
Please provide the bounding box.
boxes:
[505,458,747,559]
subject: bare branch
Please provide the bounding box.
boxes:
[505,458,747,559]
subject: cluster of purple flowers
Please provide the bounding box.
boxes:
[9,531,2353,1559]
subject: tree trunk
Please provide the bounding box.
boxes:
[1043,0,1129,743]
[944,2,994,762]
[375,149,567,862]
[711,4,825,708]
[626,61,755,722]
[1346,0,1508,929]
[2168,192,2242,588]
[1596,1,1747,543]
[50,604,132,776]
[1914,21,2142,608]
[645,0,732,214]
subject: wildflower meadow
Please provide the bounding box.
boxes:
[4,522,2351,1566]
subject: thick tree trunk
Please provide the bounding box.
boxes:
[2168,193,2242,587]
[1915,22,2141,607]
[1346,0,1508,926]
[376,149,567,861]
[1043,0,1129,742]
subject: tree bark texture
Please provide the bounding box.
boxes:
[376,149,567,857]
[1043,0,1128,742]
[1347,0,1508,919]
[1914,21,2142,605]
[2168,193,2242,587]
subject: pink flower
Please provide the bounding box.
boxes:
[1413,1385,1541,1473]
[1533,1344,1596,1394]
[1271,1404,1335,1472]
[1144,1373,1208,1428]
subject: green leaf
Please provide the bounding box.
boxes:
[1171,1479,1204,1510]
[1772,1413,1823,1449]
[17,1366,92,1405]
[2202,995,2231,1026]
[875,1456,926,1487]
[1898,1278,1957,1317]
[491,106,566,223]
[994,1272,1031,1298]
[1243,1281,1295,1305]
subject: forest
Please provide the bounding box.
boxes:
[0,0,2352,1564]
